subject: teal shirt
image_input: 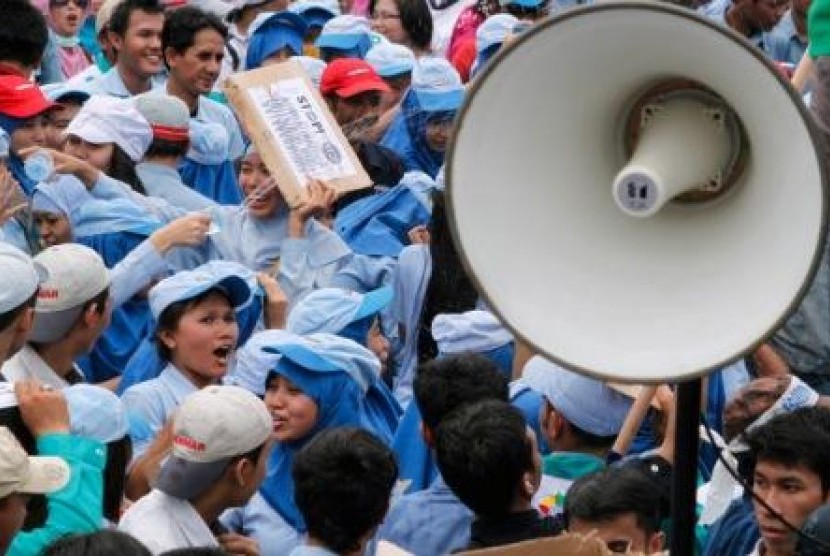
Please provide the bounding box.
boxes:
[534,452,605,516]
[8,434,106,556]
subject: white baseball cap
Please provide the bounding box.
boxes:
[64,96,152,163]
[0,243,46,314]
[29,244,110,344]
[431,310,513,354]
[154,385,272,500]
[0,427,70,499]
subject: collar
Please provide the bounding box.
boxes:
[159,363,200,402]
[542,451,605,480]
[17,344,82,389]
[153,489,218,546]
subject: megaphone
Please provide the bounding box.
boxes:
[446,1,828,383]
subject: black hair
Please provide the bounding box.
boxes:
[414,353,508,431]
[567,420,618,450]
[109,0,165,37]
[162,6,228,65]
[369,0,433,51]
[293,427,398,554]
[103,436,132,523]
[108,145,146,195]
[416,191,479,363]
[83,287,110,317]
[746,406,830,494]
[564,465,664,537]
[0,1,49,69]
[159,549,227,556]
[0,291,37,335]
[155,288,234,361]
[145,138,190,159]
[435,399,534,517]
[503,2,548,20]
[43,530,151,556]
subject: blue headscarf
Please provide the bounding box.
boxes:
[178,158,243,205]
[259,334,366,531]
[245,11,308,69]
[334,172,434,257]
[380,90,454,179]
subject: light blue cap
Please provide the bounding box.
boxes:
[40,83,91,104]
[31,175,92,217]
[290,0,341,27]
[65,384,128,444]
[500,0,546,8]
[287,286,393,336]
[263,332,380,393]
[400,170,437,210]
[412,57,464,112]
[296,56,328,89]
[522,355,632,437]
[224,329,292,396]
[148,262,253,320]
[366,42,416,78]
[316,15,372,52]
[476,14,518,54]
[431,310,513,354]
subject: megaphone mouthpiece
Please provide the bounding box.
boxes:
[613,86,745,217]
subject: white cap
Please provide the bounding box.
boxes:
[366,42,415,78]
[431,310,513,354]
[95,0,125,34]
[154,385,272,500]
[64,96,152,163]
[29,244,110,344]
[0,427,70,499]
[0,243,45,314]
[476,14,519,54]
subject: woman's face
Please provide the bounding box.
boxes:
[160,291,239,388]
[425,116,453,152]
[372,0,410,46]
[50,0,86,38]
[10,115,50,154]
[47,103,82,150]
[239,152,284,219]
[34,211,72,248]
[264,374,319,443]
[63,135,115,172]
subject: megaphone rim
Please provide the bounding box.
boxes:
[445,0,830,384]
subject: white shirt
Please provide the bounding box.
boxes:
[119,489,219,555]
[1,344,82,388]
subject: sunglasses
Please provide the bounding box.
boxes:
[50,0,89,9]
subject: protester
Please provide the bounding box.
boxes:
[316,15,373,61]
[369,0,433,57]
[48,0,93,80]
[43,530,152,556]
[0,244,43,364]
[0,2,51,80]
[291,427,398,556]
[118,385,272,554]
[245,11,309,69]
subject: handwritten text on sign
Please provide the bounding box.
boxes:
[249,77,356,186]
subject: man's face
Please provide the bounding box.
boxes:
[753,460,830,555]
[569,512,663,554]
[110,9,164,79]
[749,0,788,32]
[329,91,381,127]
[165,28,225,97]
[0,493,29,555]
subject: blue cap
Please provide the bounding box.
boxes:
[148,262,253,320]
[316,15,372,56]
[246,11,309,69]
[287,286,393,336]
[522,356,632,437]
[412,57,464,112]
[65,384,128,444]
[40,83,91,104]
[290,0,340,28]
[476,14,518,53]
[500,0,546,7]
[264,332,380,393]
[224,329,293,396]
[432,310,513,354]
[366,42,415,78]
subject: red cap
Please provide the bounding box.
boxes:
[320,58,391,98]
[0,75,55,119]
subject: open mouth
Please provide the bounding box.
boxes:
[213,345,232,365]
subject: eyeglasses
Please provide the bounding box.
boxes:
[50,0,89,8]
[371,11,402,20]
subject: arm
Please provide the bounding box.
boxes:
[257,273,288,330]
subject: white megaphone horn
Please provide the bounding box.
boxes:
[446,1,828,384]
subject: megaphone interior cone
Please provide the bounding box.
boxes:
[447,1,827,383]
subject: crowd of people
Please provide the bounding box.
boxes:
[1,0,830,554]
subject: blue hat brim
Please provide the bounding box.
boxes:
[299,8,336,28]
[316,32,366,50]
[264,343,341,372]
[185,275,252,311]
[353,285,393,323]
[377,63,413,78]
[415,89,464,112]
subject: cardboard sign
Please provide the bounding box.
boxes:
[225,59,372,208]
[459,535,615,555]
